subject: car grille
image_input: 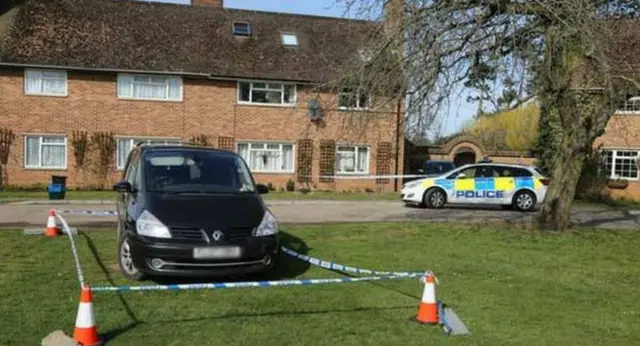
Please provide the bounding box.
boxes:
[169,227,254,242]
[170,228,207,242]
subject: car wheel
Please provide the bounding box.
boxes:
[424,188,446,209]
[512,190,537,212]
[118,235,145,281]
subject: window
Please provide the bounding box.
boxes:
[117,74,183,101]
[236,142,294,173]
[117,138,181,170]
[24,69,67,96]
[238,81,296,105]
[233,22,251,36]
[358,48,373,62]
[143,150,256,193]
[336,145,369,174]
[495,166,532,177]
[24,135,67,169]
[448,167,476,179]
[600,150,639,180]
[281,33,298,46]
[338,88,370,110]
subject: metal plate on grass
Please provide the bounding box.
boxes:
[193,246,241,259]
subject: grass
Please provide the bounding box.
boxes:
[1,223,639,345]
[0,190,399,202]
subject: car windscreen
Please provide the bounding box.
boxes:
[143,150,255,194]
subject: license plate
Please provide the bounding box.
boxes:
[193,246,242,259]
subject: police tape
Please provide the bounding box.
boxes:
[55,212,86,288]
[90,274,416,292]
[299,174,427,180]
[281,246,426,278]
[60,210,118,216]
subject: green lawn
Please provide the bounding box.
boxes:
[0,190,399,202]
[1,224,639,345]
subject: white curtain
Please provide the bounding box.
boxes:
[118,75,134,98]
[42,144,65,168]
[357,147,368,172]
[117,139,133,169]
[337,148,356,173]
[25,137,40,167]
[282,145,293,171]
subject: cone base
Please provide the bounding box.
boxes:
[414,317,439,325]
[73,328,102,346]
[44,229,59,237]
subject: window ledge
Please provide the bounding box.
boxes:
[24,93,68,98]
[336,172,370,176]
[237,102,297,108]
[117,97,183,103]
[24,167,68,171]
[250,171,295,175]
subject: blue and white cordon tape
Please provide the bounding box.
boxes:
[60,210,118,216]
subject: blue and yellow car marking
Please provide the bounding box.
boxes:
[455,190,505,198]
[420,177,540,194]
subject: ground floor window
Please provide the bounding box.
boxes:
[236,142,294,173]
[600,149,639,180]
[336,145,369,174]
[116,137,180,170]
[24,135,67,169]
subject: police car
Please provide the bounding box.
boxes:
[401,163,549,211]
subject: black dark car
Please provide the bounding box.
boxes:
[112,143,279,281]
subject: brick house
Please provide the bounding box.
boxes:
[0,0,405,191]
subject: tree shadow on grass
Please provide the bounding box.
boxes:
[81,232,142,343]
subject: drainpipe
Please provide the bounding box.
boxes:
[394,99,401,192]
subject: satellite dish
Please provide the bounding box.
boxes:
[307,99,323,121]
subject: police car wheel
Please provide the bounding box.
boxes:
[424,188,446,208]
[513,190,536,212]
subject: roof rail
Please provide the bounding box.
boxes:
[133,140,193,148]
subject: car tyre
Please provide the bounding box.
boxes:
[118,235,145,281]
[512,190,537,212]
[423,188,446,209]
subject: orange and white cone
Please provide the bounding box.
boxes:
[73,286,102,346]
[44,209,59,237]
[416,272,438,324]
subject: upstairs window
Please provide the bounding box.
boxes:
[238,81,296,106]
[338,88,370,110]
[281,33,298,46]
[233,22,251,36]
[618,96,640,113]
[24,69,67,97]
[117,74,183,102]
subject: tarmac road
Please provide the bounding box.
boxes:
[1,199,639,230]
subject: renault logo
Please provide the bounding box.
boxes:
[211,230,224,241]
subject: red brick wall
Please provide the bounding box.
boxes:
[0,68,403,191]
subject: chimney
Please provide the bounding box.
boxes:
[191,0,224,7]
[383,0,403,37]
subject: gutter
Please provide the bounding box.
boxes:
[0,62,320,84]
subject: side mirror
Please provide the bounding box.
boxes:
[113,180,133,193]
[256,184,269,194]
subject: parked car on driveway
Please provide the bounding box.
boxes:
[113,143,279,281]
[401,163,549,211]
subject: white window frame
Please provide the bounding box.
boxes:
[235,141,295,174]
[600,149,640,181]
[116,137,181,170]
[335,145,370,175]
[237,81,297,107]
[338,89,371,110]
[23,135,68,169]
[616,96,640,114]
[24,69,68,97]
[232,22,251,36]
[281,32,299,46]
[117,74,183,102]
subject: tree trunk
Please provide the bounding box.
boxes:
[537,149,585,230]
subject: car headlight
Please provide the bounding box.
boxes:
[254,210,279,237]
[136,210,171,238]
[404,181,421,189]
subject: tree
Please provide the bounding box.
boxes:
[465,102,540,151]
[334,0,640,230]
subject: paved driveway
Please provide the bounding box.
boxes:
[1,200,639,230]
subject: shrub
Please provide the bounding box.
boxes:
[286,179,295,192]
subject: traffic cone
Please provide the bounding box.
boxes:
[73,286,102,346]
[44,209,59,237]
[416,272,438,324]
